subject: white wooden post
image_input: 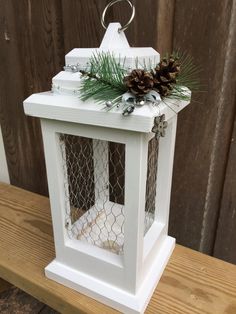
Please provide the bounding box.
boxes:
[93,139,109,204]
[155,115,177,232]
[124,132,148,293]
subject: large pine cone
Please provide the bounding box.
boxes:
[153,56,180,97]
[124,69,154,96]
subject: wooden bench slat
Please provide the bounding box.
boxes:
[0,182,236,314]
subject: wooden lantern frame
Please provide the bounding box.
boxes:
[24,23,191,314]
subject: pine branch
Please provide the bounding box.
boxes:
[165,51,201,102]
[175,51,201,91]
[78,51,201,109]
[79,52,127,104]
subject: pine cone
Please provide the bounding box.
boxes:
[153,56,180,97]
[124,69,154,97]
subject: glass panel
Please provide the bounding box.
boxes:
[59,134,125,255]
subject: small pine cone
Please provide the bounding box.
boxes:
[153,55,180,97]
[124,69,154,97]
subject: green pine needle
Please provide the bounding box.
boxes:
[79,52,127,105]
[78,51,201,107]
[173,51,201,99]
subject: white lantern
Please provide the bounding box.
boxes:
[24,22,190,314]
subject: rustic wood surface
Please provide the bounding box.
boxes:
[169,0,236,258]
[0,0,64,195]
[213,0,236,263]
[214,107,236,263]
[0,182,235,314]
[0,0,236,264]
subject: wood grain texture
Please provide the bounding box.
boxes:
[0,0,64,195]
[156,0,175,55]
[214,107,236,263]
[61,0,165,51]
[169,0,236,256]
[61,0,107,51]
[213,1,236,264]
[0,183,236,314]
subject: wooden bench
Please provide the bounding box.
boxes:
[0,182,235,314]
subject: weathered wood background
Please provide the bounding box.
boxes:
[0,0,235,263]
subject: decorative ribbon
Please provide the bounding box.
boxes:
[122,90,161,105]
[52,84,80,96]
[121,90,162,115]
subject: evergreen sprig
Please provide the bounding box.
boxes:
[170,51,201,101]
[78,51,200,108]
[79,52,127,105]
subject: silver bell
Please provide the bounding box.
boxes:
[71,65,78,73]
[105,101,113,108]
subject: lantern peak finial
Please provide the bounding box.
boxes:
[100,23,130,49]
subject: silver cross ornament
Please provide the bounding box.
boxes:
[152,114,168,140]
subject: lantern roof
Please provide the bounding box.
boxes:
[24,23,191,133]
[65,23,159,70]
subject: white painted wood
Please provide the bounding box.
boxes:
[23,20,192,314]
[99,23,130,49]
[65,23,160,70]
[0,125,10,183]
[66,47,160,71]
[42,118,129,144]
[45,236,175,314]
[141,115,178,281]
[155,115,178,230]
[24,92,190,133]
[40,120,69,253]
[52,71,82,91]
[93,139,109,203]
[143,221,165,260]
[40,116,176,305]
[24,22,190,134]
[123,132,148,293]
[41,119,126,289]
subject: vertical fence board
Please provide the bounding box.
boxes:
[213,0,236,264]
[169,0,236,255]
[61,0,107,51]
[214,108,236,263]
[0,0,64,195]
[156,0,175,55]
[61,0,171,51]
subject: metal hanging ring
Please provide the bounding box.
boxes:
[101,0,135,33]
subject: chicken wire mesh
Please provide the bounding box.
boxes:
[60,134,125,255]
[59,133,158,255]
[144,137,159,234]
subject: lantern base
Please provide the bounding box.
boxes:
[45,236,175,314]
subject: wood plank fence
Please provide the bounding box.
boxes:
[0,0,235,263]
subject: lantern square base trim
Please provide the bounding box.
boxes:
[45,236,175,314]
